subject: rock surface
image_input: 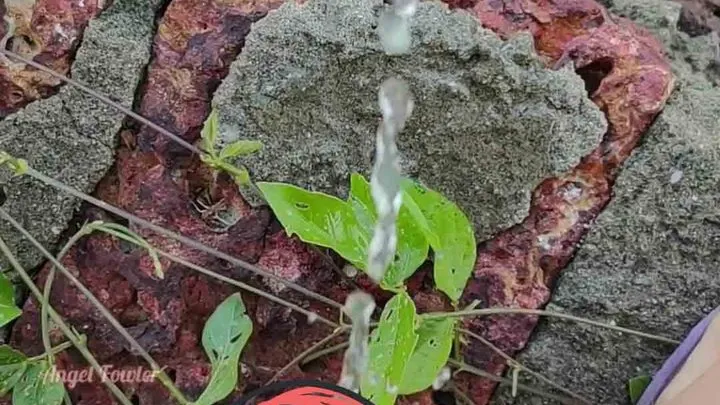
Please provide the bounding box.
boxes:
[0,0,106,117]
[674,0,720,37]
[212,0,606,239]
[0,0,162,272]
[494,1,720,404]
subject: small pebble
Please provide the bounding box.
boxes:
[307,312,318,324]
[669,169,683,184]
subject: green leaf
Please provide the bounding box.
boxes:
[361,292,418,405]
[402,179,476,302]
[628,375,651,404]
[0,152,28,177]
[257,182,367,266]
[0,272,21,328]
[217,162,251,187]
[398,318,455,394]
[347,174,376,244]
[218,140,263,160]
[12,360,64,405]
[201,109,220,158]
[0,345,28,396]
[348,174,429,288]
[195,293,253,405]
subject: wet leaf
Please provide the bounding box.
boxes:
[218,140,262,160]
[218,162,252,187]
[361,292,418,405]
[196,293,253,405]
[349,173,428,288]
[402,179,476,302]
[12,360,64,405]
[0,345,28,396]
[257,182,368,266]
[0,272,22,327]
[628,375,651,404]
[398,318,455,394]
[200,109,220,158]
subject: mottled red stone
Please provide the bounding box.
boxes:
[135,0,284,160]
[0,0,104,117]
[448,1,674,403]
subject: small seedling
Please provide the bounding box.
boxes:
[199,109,262,188]
[0,152,28,177]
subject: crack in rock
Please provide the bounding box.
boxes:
[496,1,720,403]
[0,0,165,272]
[0,0,106,118]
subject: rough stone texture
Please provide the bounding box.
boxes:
[612,0,720,86]
[0,0,162,272]
[0,0,105,117]
[674,0,720,37]
[494,2,720,404]
[213,0,606,239]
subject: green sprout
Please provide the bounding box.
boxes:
[199,109,262,187]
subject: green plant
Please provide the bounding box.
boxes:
[257,174,476,302]
[361,292,417,405]
[628,375,651,404]
[194,293,253,405]
[258,174,476,404]
[397,317,454,395]
[0,290,252,405]
[0,272,21,328]
[0,152,27,177]
[0,341,79,405]
[200,109,262,187]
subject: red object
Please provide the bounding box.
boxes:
[259,386,363,405]
[234,380,375,405]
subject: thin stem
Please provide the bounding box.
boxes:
[23,166,344,311]
[457,328,591,404]
[41,227,90,365]
[0,236,133,405]
[447,359,580,405]
[450,383,477,405]
[423,308,680,345]
[308,245,362,291]
[300,341,349,366]
[152,245,339,328]
[268,328,345,384]
[295,336,581,404]
[27,340,77,362]
[0,208,191,405]
[0,49,202,156]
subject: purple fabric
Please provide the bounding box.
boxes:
[636,306,720,405]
